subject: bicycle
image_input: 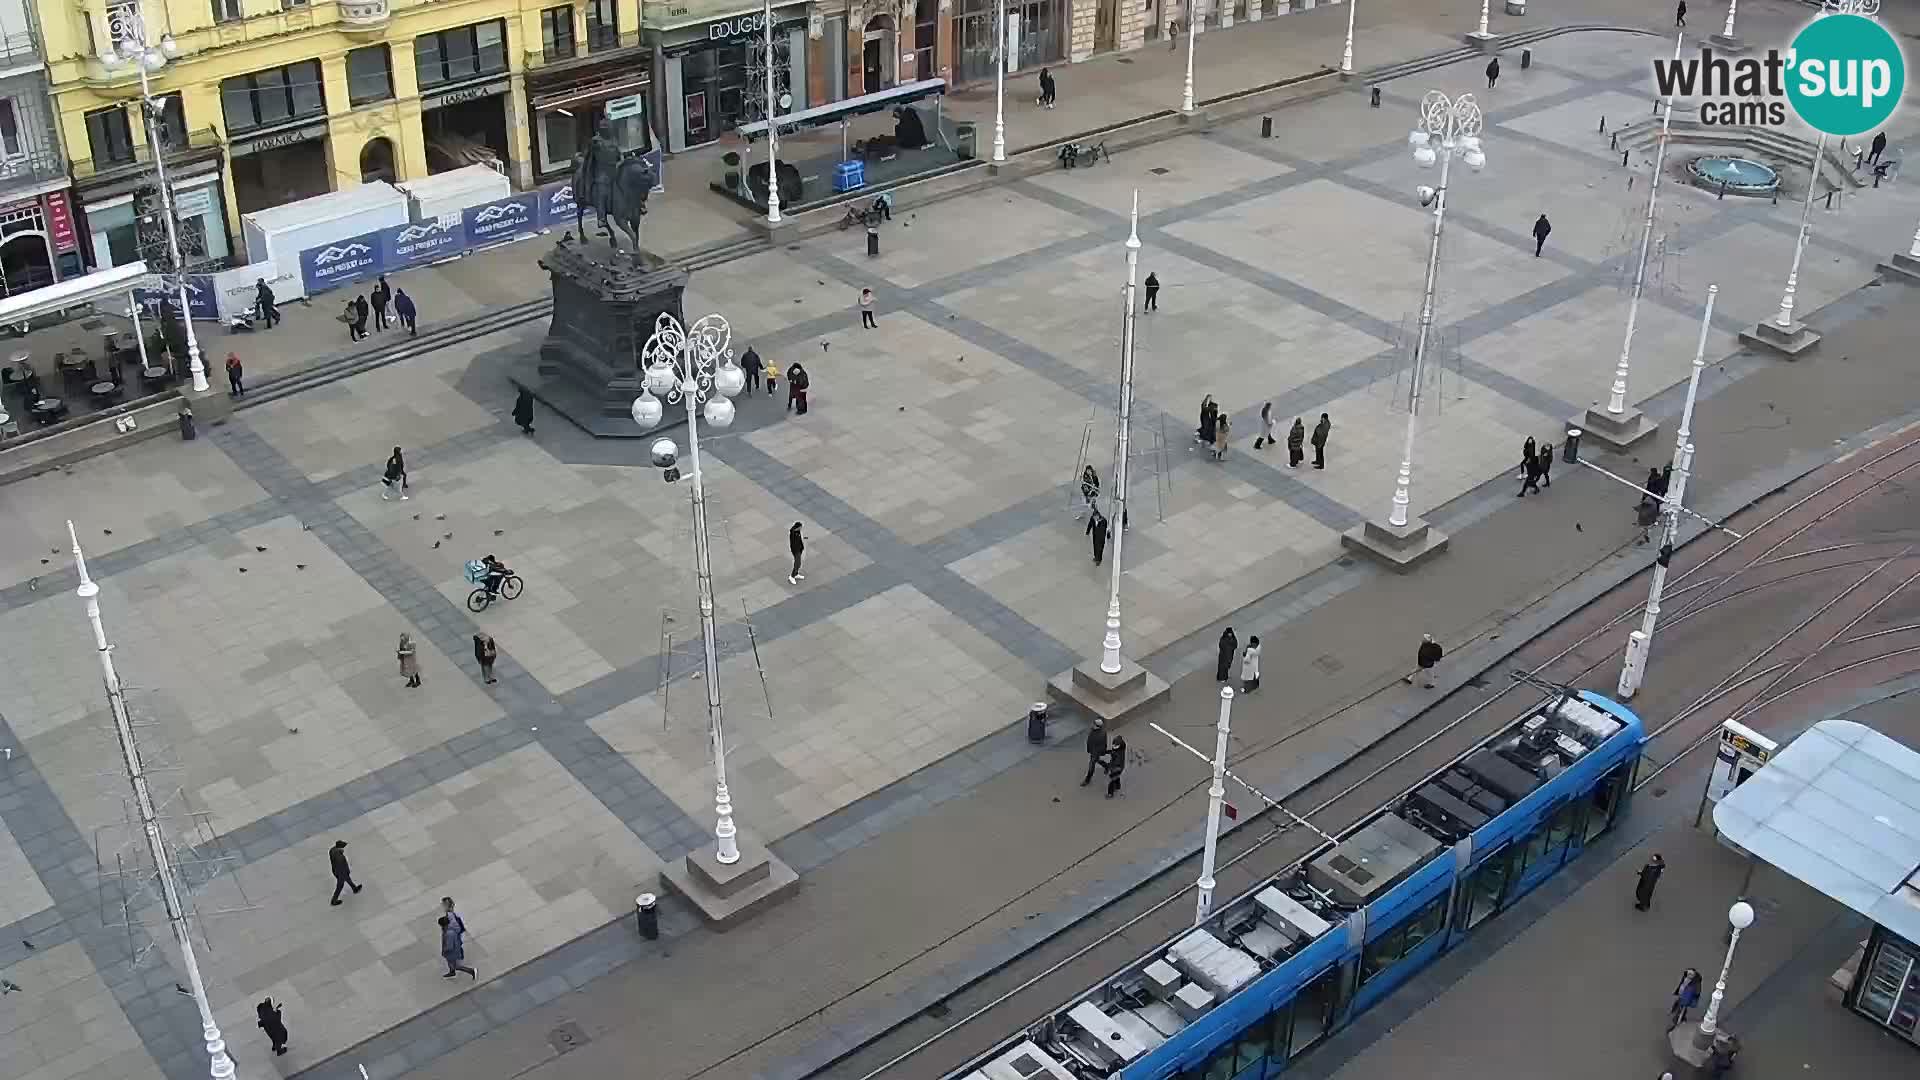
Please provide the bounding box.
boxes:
[467,574,522,611]
[1057,141,1110,169]
[837,200,886,231]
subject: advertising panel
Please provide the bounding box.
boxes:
[298,231,384,294]
[379,215,466,272]
[462,193,540,247]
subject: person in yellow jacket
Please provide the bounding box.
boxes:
[765,355,780,397]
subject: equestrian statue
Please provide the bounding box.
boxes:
[571,117,656,262]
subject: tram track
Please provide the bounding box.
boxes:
[785,425,1920,1080]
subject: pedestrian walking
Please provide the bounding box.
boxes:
[788,522,806,584]
[765,353,780,397]
[473,632,498,684]
[353,294,370,339]
[1634,853,1666,909]
[1522,436,1537,469]
[1668,967,1702,1030]
[225,352,244,397]
[398,632,421,688]
[1169,15,1180,51]
[1519,449,1542,497]
[1253,402,1275,449]
[1216,627,1239,681]
[1105,735,1128,797]
[512,387,536,435]
[380,446,409,500]
[1037,67,1057,108]
[438,914,476,979]
[787,361,810,414]
[254,279,280,328]
[342,299,362,341]
[1081,464,1101,507]
[1708,1035,1741,1078]
[1196,395,1217,446]
[257,998,289,1056]
[1286,417,1306,467]
[1532,213,1552,257]
[1486,56,1500,89]
[1088,506,1109,565]
[742,345,762,393]
[1240,636,1262,694]
[859,287,877,329]
[1082,717,1108,786]
[1311,412,1332,469]
[1870,130,1888,165]
[1407,634,1442,688]
[327,840,362,905]
[371,275,392,331]
[1144,272,1160,312]
[1211,412,1230,460]
[1537,442,1553,487]
[394,289,418,336]
[1675,0,1686,26]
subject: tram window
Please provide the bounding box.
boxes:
[1546,800,1578,852]
[1287,966,1342,1057]
[1584,766,1629,843]
[1201,1043,1237,1080]
[1516,823,1552,877]
[1360,895,1447,985]
[1465,846,1513,929]
[1233,1013,1275,1070]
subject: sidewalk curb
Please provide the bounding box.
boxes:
[761,405,1920,1080]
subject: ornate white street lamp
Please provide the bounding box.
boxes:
[69,523,236,1080]
[1693,901,1756,1050]
[1340,0,1358,76]
[760,0,783,225]
[632,312,748,864]
[992,0,1007,163]
[101,4,207,395]
[1194,685,1232,924]
[1181,0,1198,113]
[1388,91,1484,530]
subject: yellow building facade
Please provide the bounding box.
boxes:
[41,0,648,267]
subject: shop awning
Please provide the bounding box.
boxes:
[532,73,652,112]
[1713,719,1920,943]
[737,78,947,140]
[643,0,806,32]
[0,261,149,326]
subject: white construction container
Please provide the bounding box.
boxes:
[240,182,409,297]
[398,165,511,223]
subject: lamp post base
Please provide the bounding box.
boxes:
[1877,252,1920,285]
[1463,31,1502,49]
[1668,1021,1733,1067]
[1571,402,1660,453]
[1738,318,1822,359]
[658,831,799,929]
[1340,517,1450,573]
[1708,33,1750,54]
[1048,656,1171,726]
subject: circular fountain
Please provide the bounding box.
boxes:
[1687,156,1780,197]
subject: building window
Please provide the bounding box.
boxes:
[415,20,508,90]
[0,100,18,157]
[85,105,134,166]
[211,0,242,22]
[105,1,142,54]
[347,45,394,105]
[145,92,187,151]
[541,6,577,61]
[220,60,326,134]
[586,0,617,50]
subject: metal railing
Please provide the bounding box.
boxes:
[523,27,644,71]
[0,28,39,68]
[71,126,222,181]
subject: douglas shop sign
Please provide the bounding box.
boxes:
[706,9,806,43]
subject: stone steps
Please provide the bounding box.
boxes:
[1611,117,1865,192]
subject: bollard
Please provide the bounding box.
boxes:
[1622,149,1630,167]
[1261,115,1273,139]
[866,224,879,258]
[1370,86,1381,108]
[177,406,195,441]
[1563,428,1582,464]
[1610,132,1618,150]
[1771,188,1778,205]
[1521,47,1531,69]
[1825,190,1834,210]
[1599,116,1607,134]
[636,893,659,940]
[1874,169,1883,189]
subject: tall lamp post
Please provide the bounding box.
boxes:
[1577,32,1683,452]
[760,0,782,225]
[1691,901,1756,1053]
[102,4,207,395]
[1181,0,1197,113]
[1099,192,1143,675]
[1344,91,1482,570]
[632,313,748,864]
[1193,686,1233,925]
[992,0,1007,163]
[1340,0,1358,77]
[1618,284,1717,700]
[70,523,236,1080]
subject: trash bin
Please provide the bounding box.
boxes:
[177,405,195,441]
[636,892,659,940]
[955,121,978,161]
[867,225,880,258]
[1026,703,1050,744]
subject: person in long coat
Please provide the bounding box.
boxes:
[1197,395,1217,445]
[257,998,290,1055]
[1216,627,1238,682]
[1087,507,1109,565]
[512,388,535,435]
[787,362,810,414]
[1311,413,1332,468]
[1081,465,1100,507]
[473,632,498,684]
[439,914,475,978]
[1286,417,1307,468]
[1082,718,1108,786]
[1634,853,1667,910]
[1212,413,1230,460]
[1104,735,1128,798]
[398,632,420,688]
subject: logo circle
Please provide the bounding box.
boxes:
[1785,14,1905,137]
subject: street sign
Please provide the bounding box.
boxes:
[1223,802,1239,820]
[604,94,645,121]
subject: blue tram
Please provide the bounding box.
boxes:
[956,689,1646,1080]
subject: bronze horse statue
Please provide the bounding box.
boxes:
[570,131,656,261]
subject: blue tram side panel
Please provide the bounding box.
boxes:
[953,690,1644,1080]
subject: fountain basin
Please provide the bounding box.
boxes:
[1687,155,1780,196]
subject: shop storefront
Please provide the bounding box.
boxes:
[416,20,514,175]
[1850,926,1920,1046]
[646,0,811,152]
[526,59,654,182]
[954,0,1063,84]
[221,60,335,217]
[82,175,232,272]
[73,121,234,275]
[0,191,81,296]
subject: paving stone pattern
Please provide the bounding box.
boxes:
[3,27,1920,1080]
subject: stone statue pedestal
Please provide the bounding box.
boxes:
[511,238,688,437]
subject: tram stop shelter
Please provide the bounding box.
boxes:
[1711,719,1920,1048]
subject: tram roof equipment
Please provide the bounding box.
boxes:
[1713,719,1920,944]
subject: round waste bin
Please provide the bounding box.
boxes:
[955,122,978,161]
[636,892,659,940]
[1026,702,1050,744]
